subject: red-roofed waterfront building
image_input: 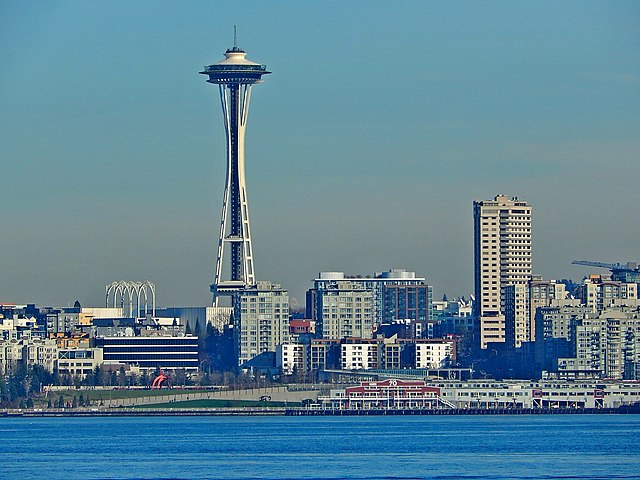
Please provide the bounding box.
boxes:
[319,378,452,410]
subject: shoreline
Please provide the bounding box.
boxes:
[2,405,639,417]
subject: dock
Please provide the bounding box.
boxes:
[284,407,638,416]
[2,404,639,417]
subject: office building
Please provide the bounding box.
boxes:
[57,348,104,378]
[95,335,199,373]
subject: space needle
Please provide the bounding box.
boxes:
[200,33,270,306]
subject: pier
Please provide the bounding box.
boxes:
[2,403,639,418]
[285,406,636,416]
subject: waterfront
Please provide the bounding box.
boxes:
[1,415,639,480]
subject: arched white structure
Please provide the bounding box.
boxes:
[105,281,156,318]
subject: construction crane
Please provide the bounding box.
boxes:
[572,260,640,283]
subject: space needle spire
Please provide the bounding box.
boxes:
[200,34,270,306]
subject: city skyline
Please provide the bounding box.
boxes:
[1,1,639,308]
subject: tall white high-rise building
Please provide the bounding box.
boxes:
[473,195,532,349]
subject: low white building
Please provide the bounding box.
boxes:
[435,379,640,409]
[320,379,640,410]
[415,340,455,369]
[341,341,380,370]
[276,342,307,375]
[79,307,124,325]
[57,348,104,378]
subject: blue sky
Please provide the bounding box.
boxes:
[1,1,639,308]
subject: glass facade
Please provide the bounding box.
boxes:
[382,284,432,322]
[95,337,199,370]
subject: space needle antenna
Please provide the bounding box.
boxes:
[233,25,237,50]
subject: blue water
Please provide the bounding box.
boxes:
[1,415,639,480]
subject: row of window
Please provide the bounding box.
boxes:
[103,354,198,360]
[103,346,198,353]
[96,338,198,346]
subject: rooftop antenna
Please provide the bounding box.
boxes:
[233,25,238,50]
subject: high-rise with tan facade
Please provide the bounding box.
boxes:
[233,281,290,366]
[504,277,567,348]
[474,195,532,349]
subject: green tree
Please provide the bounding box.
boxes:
[117,367,127,387]
[139,371,150,387]
[174,369,187,387]
[93,365,103,385]
[28,364,50,394]
[83,368,96,387]
[8,364,27,401]
[223,371,236,387]
[206,323,218,337]
[0,377,9,407]
[57,395,65,408]
[209,370,223,385]
[51,366,60,386]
